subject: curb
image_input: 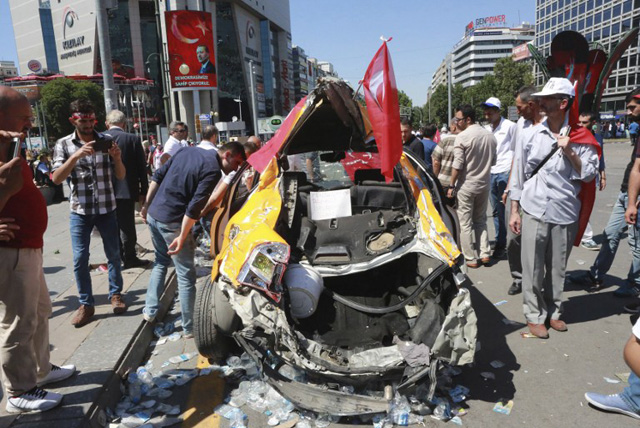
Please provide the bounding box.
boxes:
[84,271,178,427]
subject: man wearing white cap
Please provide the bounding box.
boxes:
[509,77,599,339]
[483,97,516,259]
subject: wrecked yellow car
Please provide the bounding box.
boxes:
[194,78,476,415]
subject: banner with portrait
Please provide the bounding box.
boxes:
[165,10,217,90]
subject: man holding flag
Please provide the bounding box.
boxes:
[509,77,600,339]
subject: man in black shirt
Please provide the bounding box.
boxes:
[400,118,425,160]
[139,142,245,336]
[570,88,640,299]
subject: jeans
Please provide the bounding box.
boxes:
[590,192,640,286]
[70,211,123,306]
[622,372,640,412]
[490,171,509,250]
[145,215,196,333]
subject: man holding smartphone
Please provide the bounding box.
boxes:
[52,99,127,328]
[0,86,75,413]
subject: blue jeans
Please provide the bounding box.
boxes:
[145,215,196,333]
[490,171,509,250]
[70,211,123,306]
[622,372,640,412]
[590,192,640,286]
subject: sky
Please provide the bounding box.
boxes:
[290,0,535,106]
[0,0,535,106]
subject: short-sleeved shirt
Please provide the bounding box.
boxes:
[633,317,640,340]
[52,131,117,215]
[629,122,639,136]
[148,146,222,224]
[452,124,497,192]
[421,138,437,171]
[486,117,516,175]
[432,135,456,187]
[198,141,235,185]
[163,135,186,158]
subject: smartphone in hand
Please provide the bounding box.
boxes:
[92,137,113,153]
[9,137,20,159]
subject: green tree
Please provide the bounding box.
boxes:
[425,83,465,127]
[397,90,413,108]
[40,79,106,140]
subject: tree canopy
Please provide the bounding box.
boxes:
[40,79,106,140]
[423,57,534,126]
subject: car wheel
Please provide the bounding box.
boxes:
[194,276,241,361]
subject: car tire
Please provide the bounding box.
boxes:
[194,276,241,361]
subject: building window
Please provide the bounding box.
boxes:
[603,25,610,38]
[603,7,611,21]
[594,12,601,25]
[564,10,570,21]
[587,0,594,9]
[586,16,593,27]
[612,22,620,35]
[578,19,585,31]
[623,0,632,13]
[622,19,631,32]
[579,3,585,15]
[630,74,636,86]
[613,4,621,17]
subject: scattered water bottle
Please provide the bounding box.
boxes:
[127,373,141,404]
[136,367,154,386]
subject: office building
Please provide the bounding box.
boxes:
[535,0,640,115]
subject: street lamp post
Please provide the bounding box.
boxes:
[233,97,243,123]
[248,60,259,136]
[146,53,171,126]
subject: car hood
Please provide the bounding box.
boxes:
[248,77,374,173]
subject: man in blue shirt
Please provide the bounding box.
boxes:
[420,124,438,173]
[139,142,246,336]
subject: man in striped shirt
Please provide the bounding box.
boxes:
[52,99,127,328]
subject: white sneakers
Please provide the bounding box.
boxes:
[6,387,63,414]
[38,364,76,387]
[6,364,76,413]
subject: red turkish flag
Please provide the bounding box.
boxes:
[362,40,402,182]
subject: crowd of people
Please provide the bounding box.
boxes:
[0,86,258,413]
[1,76,640,420]
[403,80,640,420]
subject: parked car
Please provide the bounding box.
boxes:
[194,78,477,415]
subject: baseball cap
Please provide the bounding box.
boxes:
[481,97,502,109]
[532,77,575,98]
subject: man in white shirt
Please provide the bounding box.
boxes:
[483,97,516,259]
[161,121,188,165]
[509,78,599,339]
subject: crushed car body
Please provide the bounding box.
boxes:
[194,77,477,415]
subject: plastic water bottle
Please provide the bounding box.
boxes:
[127,373,141,404]
[136,367,153,385]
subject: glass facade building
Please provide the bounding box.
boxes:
[535,0,640,115]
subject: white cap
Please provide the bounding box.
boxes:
[532,77,575,98]
[481,97,502,109]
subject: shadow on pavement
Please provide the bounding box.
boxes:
[457,285,520,405]
[562,289,627,325]
[50,288,147,319]
[43,266,66,275]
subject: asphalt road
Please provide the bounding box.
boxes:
[120,141,640,428]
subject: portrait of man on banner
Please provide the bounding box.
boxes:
[165,10,217,90]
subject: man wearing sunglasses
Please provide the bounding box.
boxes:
[160,121,188,165]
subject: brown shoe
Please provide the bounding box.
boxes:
[481,257,491,265]
[527,322,549,339]
[549,319,568,332]
[466,261,480,269]
[111,294,127,314]
[71,305,95,328]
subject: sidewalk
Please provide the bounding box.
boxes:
[0,201,177,428]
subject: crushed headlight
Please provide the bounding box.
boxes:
[238,242,290,302]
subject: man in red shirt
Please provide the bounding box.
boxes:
[0,86,75,413]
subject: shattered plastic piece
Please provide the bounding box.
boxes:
[450,415,463,425]
[98,264,108,272]
[490,360,505,369]
[448,385,470,403]
[480,372,495,380]
[154,377,175,389]
[295,420,312,428]
[575,259,586,265]
[493,300,508,306]
[520,332,538,339]
[215,404,248,428]
[453,407,467,416]
[156,403,180,415]
[389,393,411,425]
[146,415,183,427]
[616,373,631,383]
[168,352,198,364]
[493,400,513,415]
[175,369,199,386]
[604,377,621,384]
[278,365,306,382]
[168,332,182,342]
[140,400,156,409]
[313,414,339,427]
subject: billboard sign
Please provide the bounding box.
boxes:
[165,11,217,90]
[52,2,97,74]
[512,43,531,62]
